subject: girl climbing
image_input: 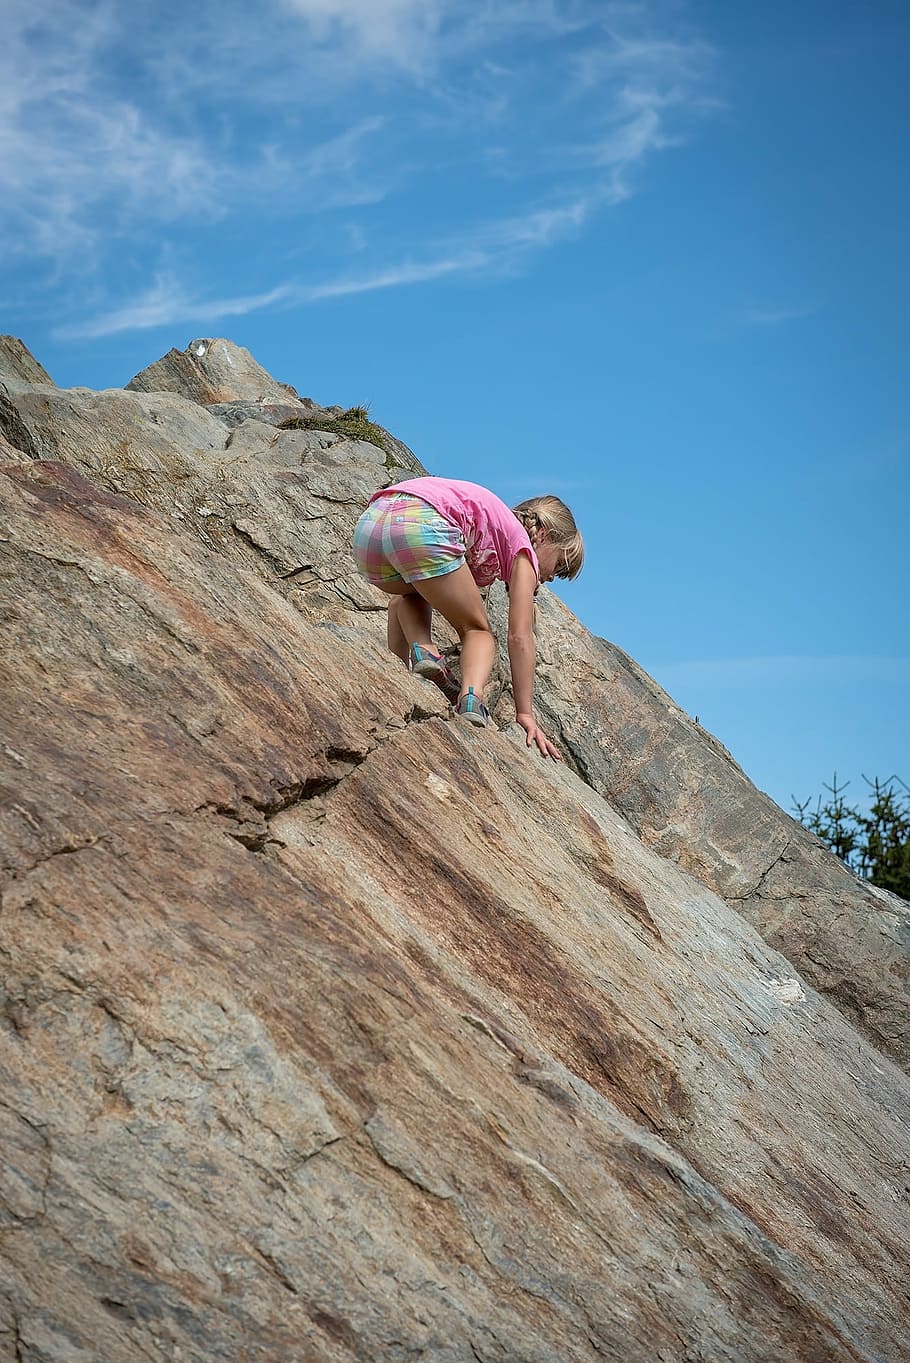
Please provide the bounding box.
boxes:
[352,477,583,760]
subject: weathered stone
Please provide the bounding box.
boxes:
[126,337,302,406]
[0,426,33,467]
[0,336,55,387]
[223,417,302,464]
[1,344,910,1362]
[206,399,321,429]
[514,590,910,1068]
[3,344,908,1070]
[0,387,42,460]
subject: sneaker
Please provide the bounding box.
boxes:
[410,644,461,705]
[456,687,489,728]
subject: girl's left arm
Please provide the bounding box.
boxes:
[506,554,562,761]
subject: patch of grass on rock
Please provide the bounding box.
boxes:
[279,405,388,452]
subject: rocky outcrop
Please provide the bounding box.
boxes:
[0,336,54,387]
[521,594,910,1066]
[1,336,909,1362]
[125,336,304,407]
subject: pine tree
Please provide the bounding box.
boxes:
[793,775,910,902]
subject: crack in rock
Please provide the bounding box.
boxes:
[728,841,794,902]
[3,834,109,883]
[196,714,445,851]
[363,1114,456,1202]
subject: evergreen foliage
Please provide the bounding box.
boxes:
[793,775,910,902]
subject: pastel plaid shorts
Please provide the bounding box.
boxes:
[352,493,467,586]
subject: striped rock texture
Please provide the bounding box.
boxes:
[1,337,908,1363]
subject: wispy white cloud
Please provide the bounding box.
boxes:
[568,10,719,113]
[280,0,445,73]
[0,2,396,264]
[9,0,719,334]
[483,194,598,247]
[1,4,224,261]
[282,0,600,78]
[560,18,716,202]
[298,116,385,175]
[55,274,294,340]
[55,189,603,337]
[55,257,479,338]
[741,304,819,326]
[655,656,910,690]
[304,255,485,300]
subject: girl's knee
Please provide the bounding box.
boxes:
[456,618,493,641]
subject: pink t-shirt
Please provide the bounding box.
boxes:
[373,478,539,588]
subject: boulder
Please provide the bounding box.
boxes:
[0,336,55,387]
[125,337,301,406]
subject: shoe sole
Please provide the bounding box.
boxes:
[412,658,461,705]
[455,703,490,736]
[457,704,489,727]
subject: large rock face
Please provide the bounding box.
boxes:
[524,595,910,1064]
[1,336,909,1362]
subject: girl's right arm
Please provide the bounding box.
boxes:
[506,554,562,761]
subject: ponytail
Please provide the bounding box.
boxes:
[512,496,584,579]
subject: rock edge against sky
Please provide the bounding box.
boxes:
[1,336,908,1362]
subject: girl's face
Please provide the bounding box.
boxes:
[536,536,565,584]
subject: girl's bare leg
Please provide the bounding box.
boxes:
[387,594,433,665]
[386,597,409,664]
[384,596,427,665]
[383,566,494,699]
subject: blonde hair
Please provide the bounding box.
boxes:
[512,495,584,579]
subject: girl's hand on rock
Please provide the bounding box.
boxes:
[517,712,562,761]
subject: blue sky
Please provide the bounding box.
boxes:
[3,0,908,816]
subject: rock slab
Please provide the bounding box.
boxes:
[1,336,909,1362]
